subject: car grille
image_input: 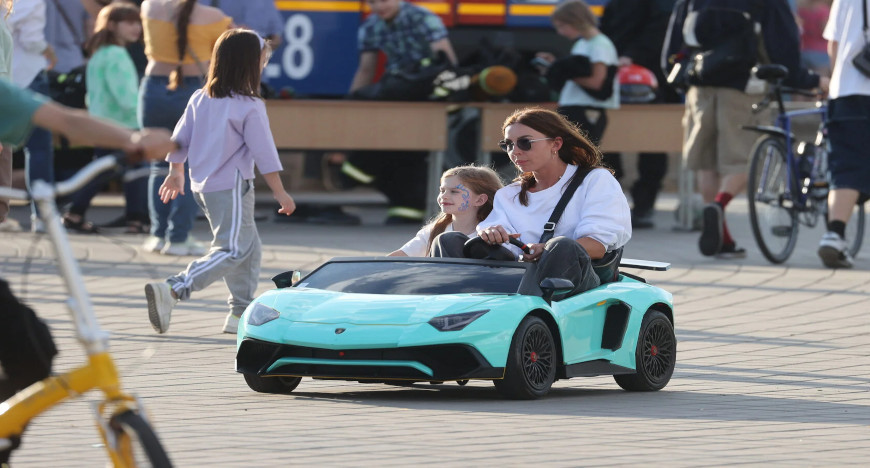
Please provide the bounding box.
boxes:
[236,339,502,381]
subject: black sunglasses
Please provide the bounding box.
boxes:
[497,137,554,153]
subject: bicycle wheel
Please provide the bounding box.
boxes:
[846,202,866,258]
[747,136,799,263]
[109,410,172,468]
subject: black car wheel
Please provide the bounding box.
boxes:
[495,316,556,399]
[244,374,302,394]
[614,310,676,391]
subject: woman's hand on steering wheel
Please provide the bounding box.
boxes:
[479,225,542,261]
[478,225,511,245]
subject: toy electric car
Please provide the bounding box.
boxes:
[235,254,675,399]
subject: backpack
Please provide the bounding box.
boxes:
[682,0,764,87]
[0,279,58,401]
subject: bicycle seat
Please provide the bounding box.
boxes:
[753,64,788,82]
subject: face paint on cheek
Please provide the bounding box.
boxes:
[456,184,471,211]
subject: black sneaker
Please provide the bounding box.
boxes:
[715,243,746,259]
[698,203,724,256]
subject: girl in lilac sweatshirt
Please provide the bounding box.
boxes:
[145,29,295,335]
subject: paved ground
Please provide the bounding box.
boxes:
[2,194,869,467]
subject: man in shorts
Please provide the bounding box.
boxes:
[664,0,828,258]
[818,0,870,269]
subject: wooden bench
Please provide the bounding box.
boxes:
[266,100,450,214]
[265,100,685,217]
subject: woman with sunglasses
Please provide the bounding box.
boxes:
[431,107,631,298]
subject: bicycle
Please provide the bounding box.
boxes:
[0,155,172,467]
[744,64,865,264]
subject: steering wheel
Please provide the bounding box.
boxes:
[462,236,531,260]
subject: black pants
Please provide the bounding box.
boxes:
[347,150,428,217]
[431,232,600,298]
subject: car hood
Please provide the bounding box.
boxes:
[261,288,505,325]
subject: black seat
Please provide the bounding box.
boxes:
[592,247,623,285]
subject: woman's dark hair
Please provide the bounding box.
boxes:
[84,2,140,57]
[168,0,198,91]
[205,29,268,99]
[426,165,504,254]
[502,106,605,206]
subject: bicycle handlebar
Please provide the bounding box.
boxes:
[0,154,120,202]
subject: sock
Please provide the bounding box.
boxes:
[828,220,846,238]
[714,192,735,246]
[714,192,734,208]
[721,221,735,246]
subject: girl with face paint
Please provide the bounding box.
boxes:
[389,166,503,257]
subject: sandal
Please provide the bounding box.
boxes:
[124,220,149,234]
[62,213,101,234]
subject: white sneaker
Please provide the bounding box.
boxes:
[142,235,166,253]
[818,231,853,269]
[145,282,176,333]
[0,218,22,232]
[222,313,241,334]
[30,216,45,234]
[161,236,208,256]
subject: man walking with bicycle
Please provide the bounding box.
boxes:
[663,0,828,259]
[819,0,870,269]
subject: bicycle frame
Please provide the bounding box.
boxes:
[0,156,153,466]
[744,88,828,213]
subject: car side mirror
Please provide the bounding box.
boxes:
[539,277,574,304]
[272,270,301,289]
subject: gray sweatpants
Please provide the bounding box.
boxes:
[167,175,262,317]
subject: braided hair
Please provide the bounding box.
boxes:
[167,0,197,91]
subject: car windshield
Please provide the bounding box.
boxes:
[296,260,526,295]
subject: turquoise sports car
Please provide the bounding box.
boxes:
[235,255,675,399]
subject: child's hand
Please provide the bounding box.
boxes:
[274,191,296,216]
[158,172,185,204]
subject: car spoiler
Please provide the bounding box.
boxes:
[620,259,670,271]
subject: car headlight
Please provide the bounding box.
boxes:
[247,303,280,326]
[428,310,489,331]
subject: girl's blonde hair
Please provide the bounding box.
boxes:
[84,2,140,56]
[2,0,12,19]
[426,165,504,254]
[551,0,597,31]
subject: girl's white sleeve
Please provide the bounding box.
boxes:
[399,225,433,257]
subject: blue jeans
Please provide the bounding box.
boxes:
[24,72,55,217]
[139,75,202,242]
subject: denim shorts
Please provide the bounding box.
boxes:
[827,95,870,194]
[138,75,203,130]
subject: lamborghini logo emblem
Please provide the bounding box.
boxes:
[335,328,346,334]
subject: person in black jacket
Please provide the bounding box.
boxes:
[600,0,678,229]
[662,0,828,258]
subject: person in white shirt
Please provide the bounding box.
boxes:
[818,0,870,268]
[3,0,57,233]
[389,165,503,257]
[431,107,632,297]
